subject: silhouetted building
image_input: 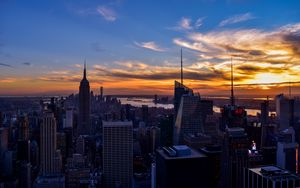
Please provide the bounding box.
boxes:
[173,81,193,119]
[78,62,90,136]
[19,161,31,188]
[100,86,104,100]
[159,115,173,147]
[18,114,29,140]
[173,94,202,144]
[102,121,133,188]
[276,127,299,173]
[244,166,300,188]
[275,94,297,130]
[261,100,269,125]
[200,145,222,188]
[221,127,249,188]
[40,112,61,176]
[142,105,149,124]
[64,108,74,129]
[156,145,213,188]
[220,105,247,131]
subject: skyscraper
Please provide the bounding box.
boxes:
[221,127,249,188]
[244,166,300,188]
[40,112,60,176]
[102,121,133,188]
[156,145,214,188]
[173,81,193,120]
[173,94,202,145]
[78,62,90,136]
[18,114,29,141]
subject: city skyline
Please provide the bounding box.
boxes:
[1,0,300,96]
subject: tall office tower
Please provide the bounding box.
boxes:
[64,108,73,129]
[200,99,213,123]
[276,127,299,173]
[276,94,293,130]
[0,111,2,128]
[244,166,300,188]
[103,121,133,188]
[100,86,103,100]
[173,81,193,119]
[19,161,31,188]
[173,94,202,145]
[18,114,29,140]
[78,62,90,136]
[40,112,60,176]
[17,114,30,162]
[142,105,149,124]
[219,105,247,131]
[149,126,161,154]
[159,115,173,147]
[221,127,249,188]
[261,100,270,125]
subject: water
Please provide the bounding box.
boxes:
[118,97,271,116]
[118,97,173,109]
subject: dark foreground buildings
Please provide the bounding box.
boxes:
[156,145,215,188]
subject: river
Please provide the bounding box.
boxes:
[117,97,272,116]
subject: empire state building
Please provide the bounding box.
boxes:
[78,62,90,135]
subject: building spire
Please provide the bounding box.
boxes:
[230,56,235,106]
[83,59,87,79]
[181,48,183,85]
[289,81,292,98]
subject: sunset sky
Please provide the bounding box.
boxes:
[1,0,300,96]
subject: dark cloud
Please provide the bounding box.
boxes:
[94,67,250,82]
[248,50,265,56]
[22,62,31,66]
[282,32,300,56]
[0,63,13,68]
[39,76,81,82]
[236,64,287,74]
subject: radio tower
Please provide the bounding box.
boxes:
[181,48,183,85]
[230,56,235,106]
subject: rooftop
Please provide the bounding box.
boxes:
[249,166,300,181]
[102,121,133,127]
[157,145,207,160]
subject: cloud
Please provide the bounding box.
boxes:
[195,17,206,29]
[219,13,255,27]
[91,60,249,83]
[169,17,207,31]
[22,62,32,66]
[179,17,192,30]
[91,42,105,52]
[172,22,300,91]
[97,6,117,21]
[134,41,166,52]
[0,78,16,83]
[0,63,13,68]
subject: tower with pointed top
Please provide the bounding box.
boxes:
[78,61,90,136]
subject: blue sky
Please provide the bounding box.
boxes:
[1,0,300,95]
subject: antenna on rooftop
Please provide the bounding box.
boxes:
[230,56,235,106]
[181,48,183,85]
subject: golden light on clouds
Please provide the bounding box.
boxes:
[1,23,300,96]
